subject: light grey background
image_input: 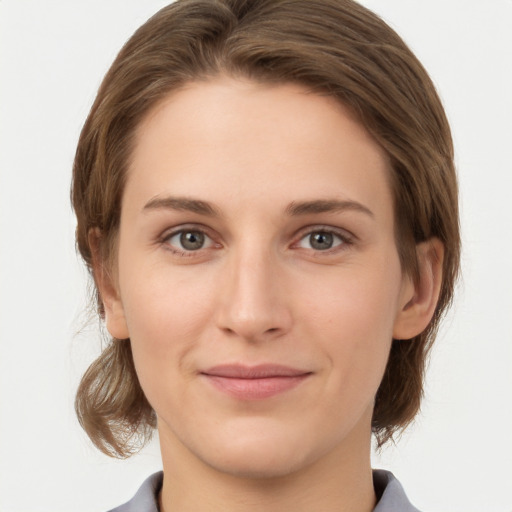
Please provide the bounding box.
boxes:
[0,1,511,511]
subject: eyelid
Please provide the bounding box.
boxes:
[292,225,356,251]
[157,223,356,256]
[159,224,221,254]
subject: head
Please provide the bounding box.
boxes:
[72,0,460,460]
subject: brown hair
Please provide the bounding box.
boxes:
[72,0,460,457]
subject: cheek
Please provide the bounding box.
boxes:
[296,255,402,383]
[117,258,218,382]
[299,255,402,333]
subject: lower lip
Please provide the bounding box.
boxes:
[202,374,310,400]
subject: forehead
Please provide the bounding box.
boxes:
[125,77,393,222]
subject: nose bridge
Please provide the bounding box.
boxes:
[217,237,290,340]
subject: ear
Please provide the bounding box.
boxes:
[88,228,130,340]
[393,238,444,340]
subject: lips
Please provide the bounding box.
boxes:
[200,364,312,400]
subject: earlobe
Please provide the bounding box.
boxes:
[393,238,444,340]
[88,229,130,340]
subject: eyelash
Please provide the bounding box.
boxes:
[293,226,354,254]
[158,225,354,257]
[159,225,217,257]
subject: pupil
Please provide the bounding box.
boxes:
[310,232,333,250]
[180,231,204,250]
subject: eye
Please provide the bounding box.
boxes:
[297,230,347,251]
[165,229,214,252]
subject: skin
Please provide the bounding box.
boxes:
[96,77,443,512]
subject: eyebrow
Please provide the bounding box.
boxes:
[142,195,374,219]
[143,196,220,216]
[285,199,374,218]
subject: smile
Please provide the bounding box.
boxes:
[200,364,312,400]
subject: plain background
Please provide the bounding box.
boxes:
[0,1,511,511]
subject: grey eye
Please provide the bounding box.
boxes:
[298,231,344,251]
[309,232,333,250]
[167,230,213,251]
[180,231,205,250]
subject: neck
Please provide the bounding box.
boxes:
[158,422,376,512]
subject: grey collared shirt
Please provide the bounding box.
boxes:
[108,469,420,512]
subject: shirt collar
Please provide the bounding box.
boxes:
[109,469,420,512]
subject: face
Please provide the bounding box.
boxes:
[105,77,414,478]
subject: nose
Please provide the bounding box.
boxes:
[215,245,292,342]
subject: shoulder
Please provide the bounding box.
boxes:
[107,472,163,512]
[373,469,421,512]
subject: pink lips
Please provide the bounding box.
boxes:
[201,364,311,400]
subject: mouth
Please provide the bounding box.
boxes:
[200,364,312,400]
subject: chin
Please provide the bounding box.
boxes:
[204,448,310,480]
[192,427,318,480]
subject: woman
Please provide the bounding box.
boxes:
[72,0,460,510]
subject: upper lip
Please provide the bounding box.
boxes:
[201,364,311,379]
